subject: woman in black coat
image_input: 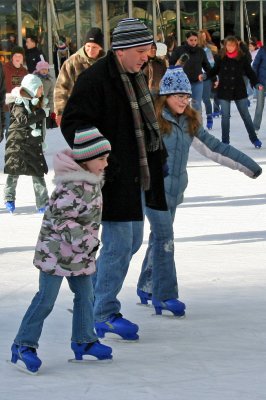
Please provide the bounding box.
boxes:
[169,31,211,112]
[208,36,263,148]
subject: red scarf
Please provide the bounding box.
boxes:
[226,49,238,58]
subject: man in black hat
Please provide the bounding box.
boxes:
[61,18,179,342]
[54,27,105,127]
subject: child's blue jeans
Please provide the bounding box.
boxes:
[14,271,97,348]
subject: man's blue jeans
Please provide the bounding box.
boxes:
[137,203,178,299]
[191,81,203,112]
[14,271,97,348]
[219,98,257,144]
[94,220,144,322]
[253,88,265,131]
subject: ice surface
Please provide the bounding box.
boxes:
[0,102,265,400]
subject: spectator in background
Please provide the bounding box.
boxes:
[25,35,45,73]
[0,62,6,143]
[4,74,49,214]
[34,60,56,129]
[198,30,217,129]
[249,38,259,64]
[3,46,27,137]
[7,34,17,52]
[54,27,105,127]
[53,36,70,78]
[207,36,263,149]
[170,31,211,112]
[164,35,177,65]
[142,42,167,99]
[252,44,266,135]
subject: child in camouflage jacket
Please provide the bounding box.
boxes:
[10,127,113,374]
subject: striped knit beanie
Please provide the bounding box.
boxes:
[73,128,111,163]
[111,18,153,50]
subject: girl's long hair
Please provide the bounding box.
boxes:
[220,36,244,60]
[155,95,201,137]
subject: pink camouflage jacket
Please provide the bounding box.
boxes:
[34,149,104,276]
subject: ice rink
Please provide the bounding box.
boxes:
[0,103,265,400]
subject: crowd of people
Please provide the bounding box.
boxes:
[0,20,264,374]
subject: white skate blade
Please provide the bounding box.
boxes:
[7,359,39,375]
[151,311,186,319]
[99,333,139,343]
[136,302,152,307]
[68,357,112,364]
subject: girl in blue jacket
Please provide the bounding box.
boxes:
[137,66,262,314]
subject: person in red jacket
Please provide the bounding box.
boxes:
[3,46,27,137]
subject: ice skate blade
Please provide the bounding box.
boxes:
[136,302,152,307]
[151,312,186,319]
[7,359,39,375]
[68,357,113,363]
[100,333,139,343]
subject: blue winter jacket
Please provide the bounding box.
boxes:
[162,108,262,213]
[252,46,266,86]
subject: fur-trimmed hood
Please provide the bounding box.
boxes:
[53,149,104,185]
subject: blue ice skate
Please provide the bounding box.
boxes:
[206,114,213,130]
[253,139,262,149]
[11,343,42,373]
[152,298,186,317]
[95,313,139,341]
[137,288,152,305]
[71,340,112,361]
[212,111,221,118]
[5,201,15,213]
[37,207,46,214]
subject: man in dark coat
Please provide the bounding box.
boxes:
[25,35,45,73]
[61,19,179,341]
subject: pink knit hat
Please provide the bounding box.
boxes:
[35,60,50,71]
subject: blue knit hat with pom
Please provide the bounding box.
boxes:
[159,66,192,96]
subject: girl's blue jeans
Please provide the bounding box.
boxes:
[219,98,258,144]
[137,203,178,298]
[14,271,97,348]
[94,206,178,322]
